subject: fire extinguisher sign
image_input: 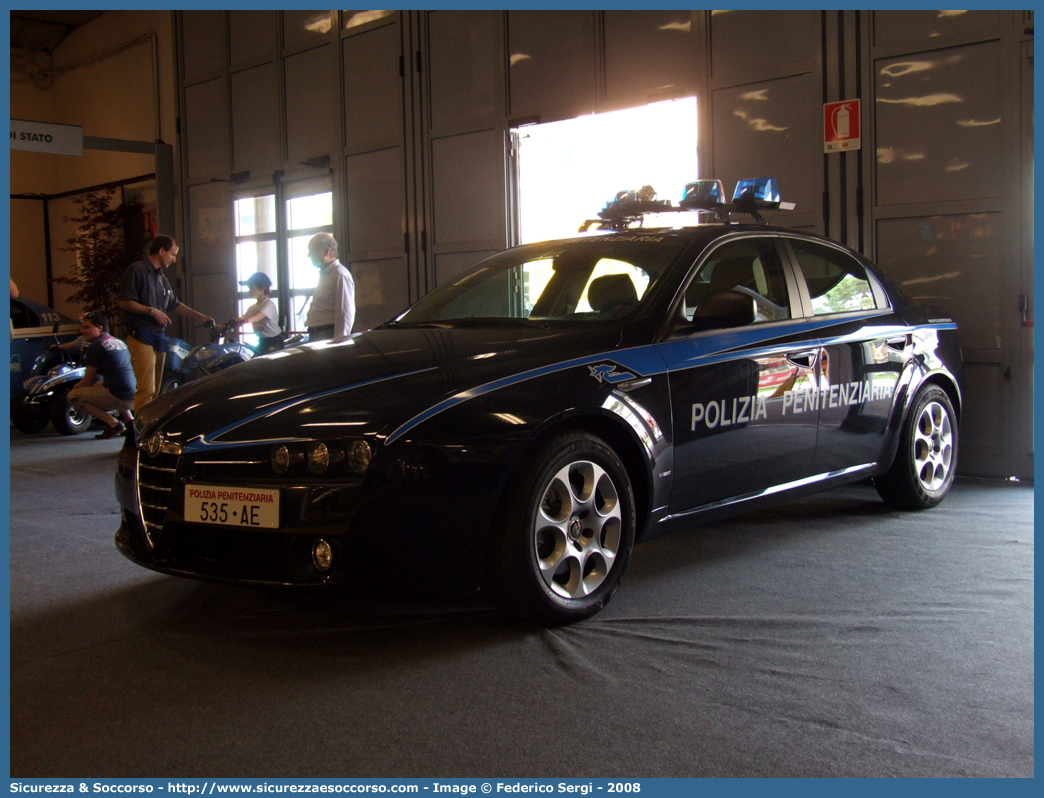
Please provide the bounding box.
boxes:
[824,99,860,153]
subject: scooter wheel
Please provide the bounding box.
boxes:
[50,390,92,436]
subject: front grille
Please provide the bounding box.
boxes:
[137,450,180,546]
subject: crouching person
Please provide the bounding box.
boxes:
[67,312,136,440]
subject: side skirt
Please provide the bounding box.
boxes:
[649,462,878,537]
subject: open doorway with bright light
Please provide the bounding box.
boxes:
[515,97,699,244]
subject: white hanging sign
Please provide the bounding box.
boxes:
[10,118,84,155]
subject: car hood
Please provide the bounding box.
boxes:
[138,325,626,450]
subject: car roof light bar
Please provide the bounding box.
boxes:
[578,178,796,232]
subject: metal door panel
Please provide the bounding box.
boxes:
[711,75,821,232]
[876,212,1006,475]
[603,11,698,107]
[875,41,1003,207]
[710,10,817,85]
[182,11,227,86]
[430,130,505,251]
[184,78,230,182]
[428,11,502,133]
[285,44,336,163]
[229,11,278,70]
[873,10,1005,51]
[283,11,336,54]
[343,21,404,154]
[507,10,595,120]
[351,257,410,332]
[345,148,406,258]
[231,64,280,173]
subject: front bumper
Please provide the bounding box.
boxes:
[114,434,500,589]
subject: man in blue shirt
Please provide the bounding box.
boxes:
[118,235,213,411]
[67,312,137,439]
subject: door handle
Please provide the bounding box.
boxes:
[786,350,818,369]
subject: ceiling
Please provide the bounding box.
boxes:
[11,10,104,52]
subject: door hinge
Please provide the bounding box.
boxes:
[1020,293,1033,326]
[421,230,427,252]
[404,232,410,254]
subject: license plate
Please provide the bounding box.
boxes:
[184,484,280,529]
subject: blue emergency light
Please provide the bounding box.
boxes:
[579,177,794,232]
[679,179,725,210]
[732,177,780,207]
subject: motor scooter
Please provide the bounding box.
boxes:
[11,329,88,434]
[12,324,191,436]
[159,320,255,394]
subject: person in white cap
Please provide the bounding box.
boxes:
[232,272,283,353]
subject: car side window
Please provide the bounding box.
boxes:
[681,238,791,329]
[790,240,877,315]
[10,300,32,329]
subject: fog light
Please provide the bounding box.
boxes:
[307,441,330,474]
[271,445,291,474]
[349,439,372,474]
[312,539,333,571]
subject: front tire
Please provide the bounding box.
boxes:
[50,390,92,436]
[11,393,48,434]
[875,385,958,510]
[491,432,636,624]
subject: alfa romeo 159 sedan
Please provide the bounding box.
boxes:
[116,180,961,624]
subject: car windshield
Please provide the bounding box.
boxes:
[391,234,688,327]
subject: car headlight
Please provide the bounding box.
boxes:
[349,440,371,474]
[270,440,356,476]
[307,442,330,474]
[271,445,291,474]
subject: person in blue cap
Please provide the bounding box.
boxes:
[233,271,283,354]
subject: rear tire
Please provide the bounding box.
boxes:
[875,385,958,510]
[50,390,92,436]
[490,431,635,625]
[11,393,48,434]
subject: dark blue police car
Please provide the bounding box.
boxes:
[116,179,962,624]
[10,296,80,398]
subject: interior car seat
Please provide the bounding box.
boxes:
[587,274,639,315]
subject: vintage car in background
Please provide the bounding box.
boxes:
[115,179,962,624]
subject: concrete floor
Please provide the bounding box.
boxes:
[8,427,1035,777]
